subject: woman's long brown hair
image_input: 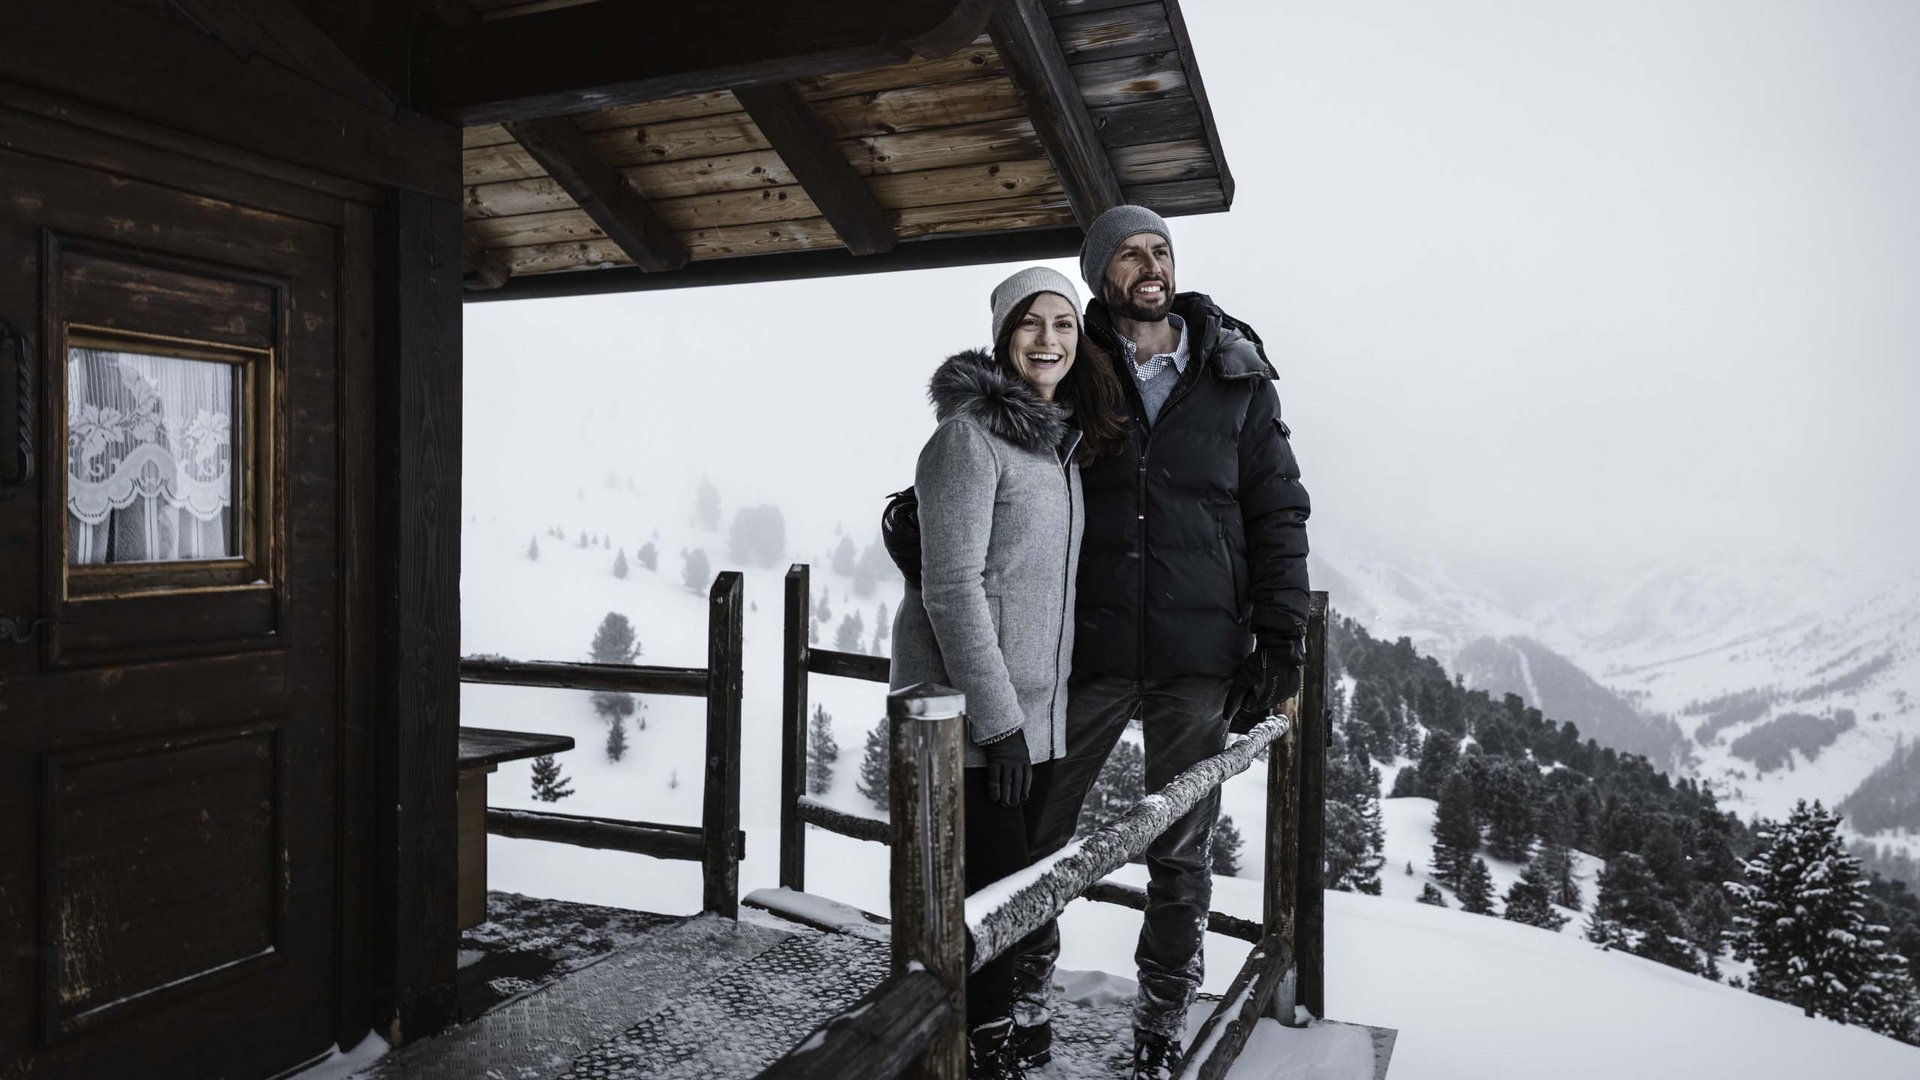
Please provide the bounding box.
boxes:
[992,293,1128,463]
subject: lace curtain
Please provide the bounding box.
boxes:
[66,347,238,565]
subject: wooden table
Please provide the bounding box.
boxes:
[457,726,577,929]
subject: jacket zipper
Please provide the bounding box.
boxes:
[1050,430,1080,751]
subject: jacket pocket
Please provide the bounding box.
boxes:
[1217,513,1247,625]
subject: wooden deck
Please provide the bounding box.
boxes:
[330,892,1391,1080]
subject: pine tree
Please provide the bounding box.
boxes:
[527,535,540,561]
[834,611,866,653]
[637,540,658,571]
[1212,813,1245,877]
[1534,840,1581,910]
[1457,856,1496,915]
[1594,852,1697,972]
[873,602,891,653]
[1324,725,1385,894]
[807,704,839,796]
[1687,884,1732,981]
[853,537,891,597]
[530,755,574,802]
[856,721,890,810]
[605,716,628,762]
[612,548,629,578]
[814,594,833,626]
[1480,759,1535,863]
[1078,737,1146,833]
[831,536,857,576]
[696,475,721,530]
[1504,857,1570,931]
[589,612,640,722]
[681,547,710,592]
[1417,882,1448,907]
[1431,768,1480,888]
[1731,800,1917,1032]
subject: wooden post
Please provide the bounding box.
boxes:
[703,571,745,918]
[1296,592,1329,1020]
[780,564,810,891]
[888,683,966,1080]
[369,185,463,1043]
[1263,677,1301,1026]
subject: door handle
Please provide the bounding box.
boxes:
[0,317,30,486]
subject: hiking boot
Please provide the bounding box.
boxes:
[1011,1018,1052,1070]
[967,1017,1028,1080]
[1131,1027,1183,1080]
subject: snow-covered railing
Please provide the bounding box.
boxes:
[779,562,896,891]
[458,570,745,918]
[761,589,1330,1080]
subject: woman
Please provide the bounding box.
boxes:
[890,266,1126,1079]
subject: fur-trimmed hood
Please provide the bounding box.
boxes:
[926,348,1067,454]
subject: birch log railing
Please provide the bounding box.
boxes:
[459,570,745,917]
[761,576,1329,1080]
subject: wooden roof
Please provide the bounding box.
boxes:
[457,0,1234,300]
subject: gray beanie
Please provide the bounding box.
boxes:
[1079,204,1174,295]
[989,266,1082,342]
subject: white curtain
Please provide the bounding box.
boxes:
[66,348,237,565]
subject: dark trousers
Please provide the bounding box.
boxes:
[964,759,1055,1026]
[1010,674,1230,1037]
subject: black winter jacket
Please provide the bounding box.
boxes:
[1073,293,1311,682]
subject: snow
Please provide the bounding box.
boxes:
[287,1037,391,1080]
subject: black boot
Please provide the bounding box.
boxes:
[1131,1027,1183,1080]
[1011,1018,1052,1070]
[967,1017,1028,1080]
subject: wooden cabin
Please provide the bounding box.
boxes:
[0,3,1382,1079]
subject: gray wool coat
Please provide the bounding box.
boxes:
[890,349,1084,767]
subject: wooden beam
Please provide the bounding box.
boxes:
[371,188,464,1042]
[1161,0,1235,205]
[1177,934,1294,1080]
[485,809,744,862]
[753,969,952,1080]
[806,647,892,683]
[459,654,708,696]
[987,0,1122,228]
[735,83,895,255]
[500,116,690,272]
[461,231,512,291]
[462,226,1085,301]
[415,0,999,125]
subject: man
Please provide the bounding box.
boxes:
[1009,205,1311,1079]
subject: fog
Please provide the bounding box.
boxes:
[466,0,1920,601]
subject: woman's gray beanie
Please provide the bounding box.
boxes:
[989,266,1082,342]
[1079,204,1173,294]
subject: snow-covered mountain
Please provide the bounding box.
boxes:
[1314,529,1920,844]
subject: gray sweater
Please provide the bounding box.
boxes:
[890,350,1084,766]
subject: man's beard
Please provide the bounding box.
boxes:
[1105,277,1173,322]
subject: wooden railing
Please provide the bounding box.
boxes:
[459,571,745,917]
[764,565,1329,1080]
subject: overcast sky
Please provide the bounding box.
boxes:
[467,0,1920,598]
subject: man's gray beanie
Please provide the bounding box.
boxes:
[1079,204,1173,294]
[989,266,1082,342]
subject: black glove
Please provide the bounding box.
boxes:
[979,730,1032,808]
[1224,633,1306,734]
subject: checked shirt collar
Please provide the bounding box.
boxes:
[1118,313,1189,383]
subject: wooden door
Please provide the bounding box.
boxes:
[0,103,366,1079]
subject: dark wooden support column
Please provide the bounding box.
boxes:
[888,684,966,1080]
[1296,591,1329,1019]
[703,572,745,917]
[501,117,690,272]
[370,186,464,1044]
[734,84,896,256]
[780,564,811,890]
[987,0,1122,228]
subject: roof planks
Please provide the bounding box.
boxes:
[457,0,1232,297]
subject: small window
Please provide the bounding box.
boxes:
[61,327,271,598]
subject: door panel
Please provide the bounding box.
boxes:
[0,106,357,1079]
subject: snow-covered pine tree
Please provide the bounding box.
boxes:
[1411,728,1459,798]
[814,594,833,626]
[530,755,574,802]
[1533,840,1581,910]
[1503,857,1570,931]
[1078,737,1145,834]
[872,602,891,653]
[856,721,889,810]
[589,612,640,722]
[1212,813,1245,877]
[831,536,857,576]
[1731,800,1918,1034]
[1687,884,1732,981]
[681,547,710,593]
[605,716,627,762]
[1480,759,1535,863]
[637,540,658,571]
[1594,852,1698,973]
[807,704,838,796]
[696,476,721,531]
[834,611,865,653]
[1431,768,1479,888]
[1417,882,1448,907]
[612,548,629,578]
[527,535,540,560]
[1457,856,1496,915]
[1323,724,1384,894]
